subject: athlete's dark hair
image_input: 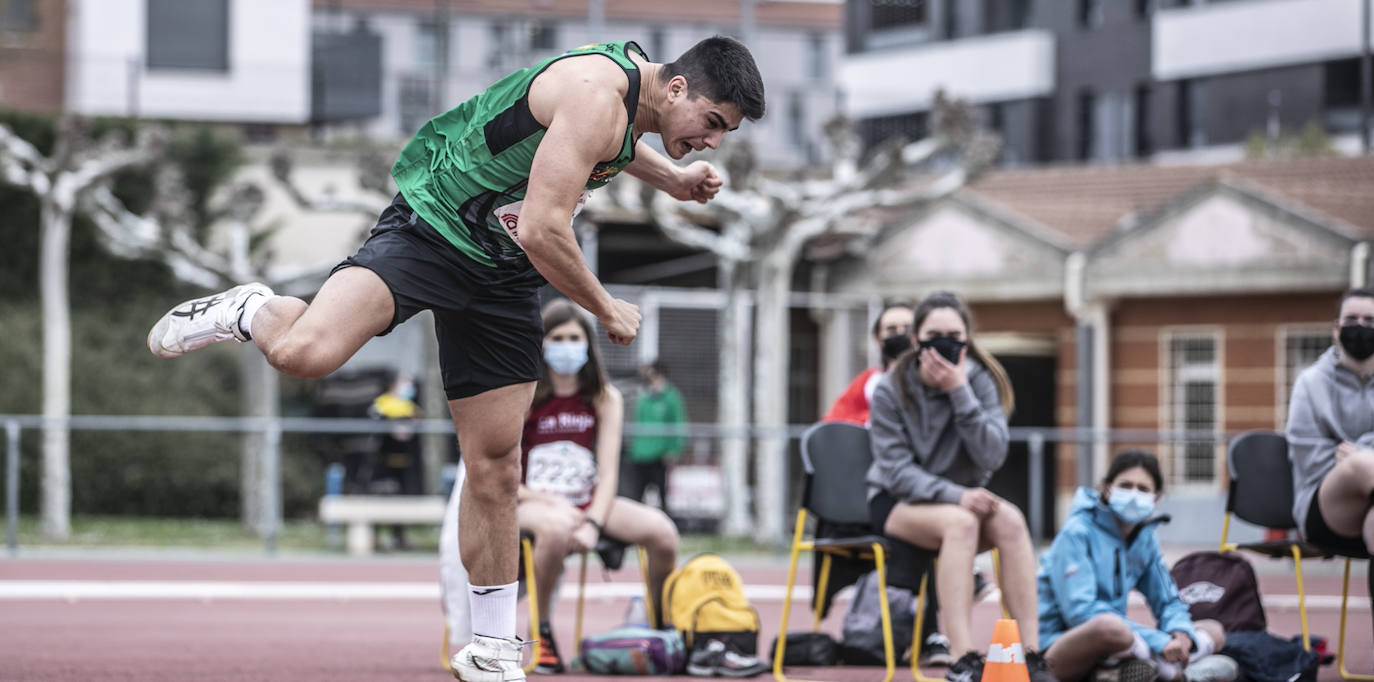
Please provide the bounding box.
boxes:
[534,299,607,408]
[1102,449,1165,494]
[664,36,765,121]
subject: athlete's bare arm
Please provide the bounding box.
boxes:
[523,56,642,345]
[625,141,724,204]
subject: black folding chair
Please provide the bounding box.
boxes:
[774,422,902,682]
[1222,431,1370,680]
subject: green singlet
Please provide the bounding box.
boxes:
[391,41,647,282]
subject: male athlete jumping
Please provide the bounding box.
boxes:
[147,37,764,681]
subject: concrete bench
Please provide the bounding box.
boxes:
[318,495,447,556]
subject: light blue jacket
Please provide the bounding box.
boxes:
[1036,487,1198,653]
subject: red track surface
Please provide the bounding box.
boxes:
[0,555,1369,682]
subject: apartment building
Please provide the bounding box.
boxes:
[311,0,843,168]
[841,0,1373,164]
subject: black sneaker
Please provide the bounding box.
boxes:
[534,622,565,674]
[946,651,985,682]
[918,632,955,667]
[1094,658,1158,682]
[686,639,769,678]
[1025,650,1060,682]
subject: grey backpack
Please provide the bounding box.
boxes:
[839,570,916,665]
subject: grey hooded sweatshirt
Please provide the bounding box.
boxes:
[867,358,1009,504]
[1287,346,1374,536]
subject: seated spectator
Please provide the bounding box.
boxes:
[867,291,1051,682]
[519,299,679,674]
[1037,450,1237,682]
[823,301,914,425]
[1287,287,1374,632]
[368,374,423,550]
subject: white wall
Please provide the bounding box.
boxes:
[839,29,1056,119]
[67,0,310,123]
[1154,0,1374,80]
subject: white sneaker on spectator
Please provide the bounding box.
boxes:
[918,633,954,667]
[1183,655,1239,682]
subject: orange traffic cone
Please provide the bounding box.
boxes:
[984,619,1030,682]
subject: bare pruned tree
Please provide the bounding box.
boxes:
[640,92,1000,541]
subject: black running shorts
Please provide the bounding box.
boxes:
[333,194,544,400]
[1304,484,1372,559]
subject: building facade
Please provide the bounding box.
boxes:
[311,0,843,169]
[841,0,1374,164]
[821,155,1374,542]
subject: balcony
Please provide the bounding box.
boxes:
[1153,0,1374,80]
[839,29,1054,118]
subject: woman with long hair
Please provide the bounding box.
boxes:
[519,299,679,674]
[867,291,1051,682]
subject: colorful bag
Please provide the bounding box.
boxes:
[580,625,686,675]
[663,553,761,654]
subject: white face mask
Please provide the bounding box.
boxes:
[1108,487,1155,525]
[543,341,589,375]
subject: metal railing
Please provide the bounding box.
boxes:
[2,413,1250,557]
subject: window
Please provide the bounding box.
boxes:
[1076,88,1096,160]
[146,0,230,72]
[487,22,509,69]
[871,0,927,31]
[1078,0,1104,28]
[1136,0,1157,18]
[943,0,959,38]
[788,91,806,146]
[1165,333,1221,486]
[398,74,434,135]
[648,27,665,61]
[807,33,826,81]
[529,21,556,51]
[1177,78,1207,148]
[983,0,1032,33]
[415,22,439,72]
[1279,329,1331,427]
[857,110,928,154]
[0,0,37,33]
[1134,84,1153,157]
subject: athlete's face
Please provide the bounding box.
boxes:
[662,76,744,160]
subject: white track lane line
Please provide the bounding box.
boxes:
[0,581,1364,610]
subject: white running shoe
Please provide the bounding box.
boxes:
[146,282,273,359]
[449,634,527,681]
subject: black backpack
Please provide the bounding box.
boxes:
[1169,551,1266,632]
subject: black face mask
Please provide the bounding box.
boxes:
[917,336,966,364]
[1339,324,1374,361]
[881,333,912,361]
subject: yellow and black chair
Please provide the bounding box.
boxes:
[1222,430,1371,680]
[441,532,654,674]
[774,421,905,682]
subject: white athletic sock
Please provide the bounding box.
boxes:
[1106,632,1151,665]
[238,293,270,339]
[1190,630,1215,661]
[469,581,518,640]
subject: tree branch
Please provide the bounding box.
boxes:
[0,124,47,191]
[647,194,751,262]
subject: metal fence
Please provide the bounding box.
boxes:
[2,413,1254,557]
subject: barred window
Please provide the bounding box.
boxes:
[1165,332,1220,486]
[1279,328,1331,428]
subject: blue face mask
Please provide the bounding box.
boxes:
[1107,487,1155,525]
[544,341,589,375]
